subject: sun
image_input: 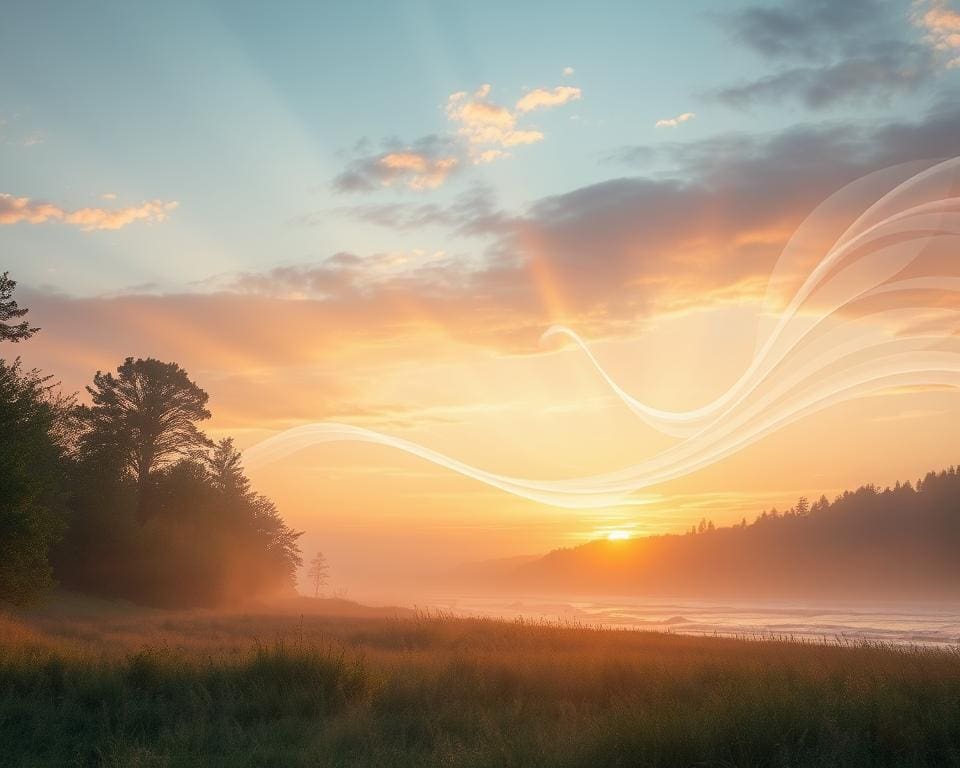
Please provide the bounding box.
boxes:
[607,530,631,541]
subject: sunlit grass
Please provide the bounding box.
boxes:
[1,600,959,766]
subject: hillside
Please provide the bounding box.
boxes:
[464,467,960,600]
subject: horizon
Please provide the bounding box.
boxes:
[4,0,960,599]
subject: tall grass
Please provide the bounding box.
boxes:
[1,605,959,766]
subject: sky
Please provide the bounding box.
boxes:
[3,0,960,597]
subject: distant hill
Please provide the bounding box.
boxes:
[458,467,960,600]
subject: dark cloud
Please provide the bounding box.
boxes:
[609,94,960,178]
[485,97,960,316]
[714,0,940,109]
[715,45,935,109]
[723,0,891,60]
[328,98,960,333]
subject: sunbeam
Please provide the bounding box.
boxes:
[243,158,960,507]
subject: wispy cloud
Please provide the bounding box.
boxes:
[0,194,178,231]
[655,112,696,128]
[715,46,935,109]
[0,112,44,147]
[378,152,459,190]
[333,136,460,192]
[722,0,884,60]
[563,66,575,77]
[515,86,582,113]
[715,0,939,108]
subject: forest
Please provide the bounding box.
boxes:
[0,272,302,608]
[504,470,960,598]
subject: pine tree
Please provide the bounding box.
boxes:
[0,272,38,343]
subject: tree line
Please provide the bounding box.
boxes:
[511,469,960,599]
[0,272,303,608]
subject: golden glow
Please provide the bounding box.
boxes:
[607,530,631,541]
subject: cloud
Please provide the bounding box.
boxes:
[332,183,508,236]
[723,0,888,60]
[340,95,960,334]
[379,152,459,190]
[472,149,509,165]
[563,66,575,76]
[515,86,582,113]
[714,0,940,108]
[25,96,960,414]
[0,194,178,231]
[446,84,544,149]
[716,45,936,108]
[914,0,960,68]
[335,81,583,192]
[655,112,696,128]
[443,82,581,158]
[333,136,460,192]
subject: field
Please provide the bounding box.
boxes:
[2,596,960,767]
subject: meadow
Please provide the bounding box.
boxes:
[2,596,960,767]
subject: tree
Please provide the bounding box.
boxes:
[306,551,329,598]
[208,438,250,499]
[0,272,38,343]
[205,438,303,602]
[0,360,69,605]
[78,358,213,516]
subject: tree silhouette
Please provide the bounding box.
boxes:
[0,272,38,343]
[208,438,250,499]
[0,361,68,605]
[306,551,329,598]
[79,358,213,517]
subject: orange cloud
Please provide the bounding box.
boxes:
[336,80,583,191]
[515,86,581,113]
[379,152,459,190]
[655,112,696,128]
[334,138,462,193]
[446,85,545,149]
[914,0,960,68]
[0,193,178,231]
[472,149,509,165]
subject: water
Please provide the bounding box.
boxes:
[419,593,960,646]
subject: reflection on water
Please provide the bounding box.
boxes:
[420,593,960,646]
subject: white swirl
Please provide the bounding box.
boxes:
[243,158,960,508]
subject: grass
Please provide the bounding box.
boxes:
[1,599,960,767]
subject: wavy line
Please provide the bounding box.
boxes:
[243,157,960,508]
